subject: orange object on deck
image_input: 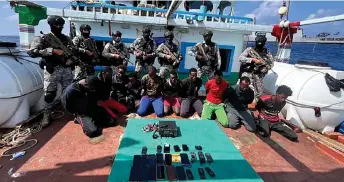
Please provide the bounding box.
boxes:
[338,136,344,144]
[324,132,343,140]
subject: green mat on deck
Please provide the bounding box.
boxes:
[108,119,263,182]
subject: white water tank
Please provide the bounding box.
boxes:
[264,62,344,133]
[0,43,44,128]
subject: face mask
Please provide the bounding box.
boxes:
[143,33,150,40]
[255,41,265,50]
[81,31,90,38]
[166,36,173,43]
[51,25,63,35]
[204,35,212,44]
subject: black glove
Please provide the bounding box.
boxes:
[38,59,46,70]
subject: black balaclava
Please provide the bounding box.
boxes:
[142,28,151,41]
[80,24,91,38]
[112,31,122,46]
[203,30,213,45]
[47,15,65,36]
[255,35,267,51]
[164,31,174,44]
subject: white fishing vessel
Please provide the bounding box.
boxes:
[1,0,344,134]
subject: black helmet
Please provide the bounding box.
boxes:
[47,15,65,26]
[255,35,267,42]
[142,28,151,33]
[164,31,174,38]
[202,30,213,36]
[112,31,122,37]
[80,24,91,31]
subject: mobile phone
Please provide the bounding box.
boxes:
[180,153,191,167]
[156,153,164,165]
[205,167,215,177]
[166,165,177,181]
[198,168,206,179]
[205,153,213,163]
[176,166,187,180]
[165,154,172,165]
[174,145,181,152]
[132,155,142,166]
[147,154,156,167]
[156,165,165,180]
[185,169,194,180]
[198,152,206,165]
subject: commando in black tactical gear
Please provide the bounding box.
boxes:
[238,34,275,101]
[129,27,157,78]
[156,31,182,79]
[188,30,221,80]
[72,24,99,80]
[102,31,130,73]
[27,15,75,128]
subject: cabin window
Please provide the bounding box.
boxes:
[218,1,232,15]
[184,0,213,12]
[219,48,232,72]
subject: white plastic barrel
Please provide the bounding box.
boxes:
[0,48,44,128]
[264,62,344,133]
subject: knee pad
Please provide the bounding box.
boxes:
[44,91,57,103]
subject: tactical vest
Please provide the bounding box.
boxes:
[41,34,71,67]
[198,42,217,68]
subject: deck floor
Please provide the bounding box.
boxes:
[1,112,344,182]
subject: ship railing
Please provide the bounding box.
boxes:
[302,37,344,41]
[70,2,253,25]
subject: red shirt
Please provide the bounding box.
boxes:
[256,95,285,123]
[205,79,229,104]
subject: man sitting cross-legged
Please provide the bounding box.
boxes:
[201,71,229,126]
[223,76,256,132]
[163,71,183,116]
[137,66,164,117]
[180,68,203,118]
[255,85,298,142]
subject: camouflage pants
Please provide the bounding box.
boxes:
[197,66,215,80]
[44,66,73,108]
[241,72,264,101]
[159,65,177,79]
[135,61,153,77]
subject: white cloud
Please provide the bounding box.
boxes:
[244,0,282,20]
[6,14,18,21]
[306,9,336,20]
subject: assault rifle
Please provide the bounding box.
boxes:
[84,37,100,63]
[160,44,181,68]
[109,44,133,65]
[196,43,217,68]
[40,31,84,67]
[248,48,275,74]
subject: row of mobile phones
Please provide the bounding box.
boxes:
[130,164,215,181]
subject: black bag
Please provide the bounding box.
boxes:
[325,73,341,92]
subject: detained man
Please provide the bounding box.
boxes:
[255,85,298,142]
[201,71,229,126]
[61,68,122,143]
[223,76,256,132]
[163,71,183,116]
[137,66,164,117]
[180,68,203,118]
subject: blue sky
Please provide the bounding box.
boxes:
[0,1,343,36]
